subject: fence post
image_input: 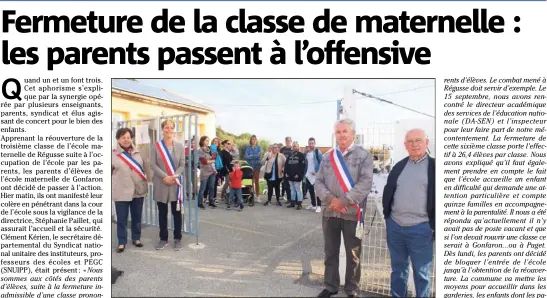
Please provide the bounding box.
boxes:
[193,114,199,245]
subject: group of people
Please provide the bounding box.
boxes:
[195,135,258,211]
[314,119,435,298]
[111,119,329,252]
[194,136,239,209]
[192,134,326,213]
[112,118,435,298]
[260,137,324,212]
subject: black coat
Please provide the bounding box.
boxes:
[219,149,233,176]
[284,151,307,182]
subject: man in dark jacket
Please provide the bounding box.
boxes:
[280,136,293,203]
[284,141,307,209]
[382,128,435,298]
[219,140,234,199]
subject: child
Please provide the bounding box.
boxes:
[228,161,244,211]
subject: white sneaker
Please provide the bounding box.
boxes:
[315,206,322,213]
[306,205,314,210]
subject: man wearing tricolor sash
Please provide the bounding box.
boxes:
[315,119,374,298]
[150,120,186,251]
[382,129,435,298]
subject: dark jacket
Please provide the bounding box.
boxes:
[284,151,307,182]
[219,149,233,176]
[382,155,435,231]
[280,146,293,159]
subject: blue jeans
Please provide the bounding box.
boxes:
[213,172,221,198]
[289,181,303,202]
[229,188,243,206]
[115,197,144,245]
[198,174,216,204]
[386,217,433,297]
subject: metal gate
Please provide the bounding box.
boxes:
[358,123,436,298]
[357,123,436,298]
[113,113,200,241]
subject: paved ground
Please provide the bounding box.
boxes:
[112,196,324,297]
[112,196,380,297]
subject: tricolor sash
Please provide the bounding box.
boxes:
[156,140,185,212]
[331,149,355,192]
[330,149,366,239]
[117,151,147,180]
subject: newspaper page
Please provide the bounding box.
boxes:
[0,1,546,298]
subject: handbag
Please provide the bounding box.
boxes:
[263,164,271,180]
[260,155,268,178]
[263,155,276,180]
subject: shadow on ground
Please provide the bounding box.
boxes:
[112,197,384,297]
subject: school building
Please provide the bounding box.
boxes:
[111,79,216,139]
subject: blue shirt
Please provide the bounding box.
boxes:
[270,157,277,181]
[245,145,262,168]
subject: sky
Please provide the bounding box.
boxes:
[137,78,435,148]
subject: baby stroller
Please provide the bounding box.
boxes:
[240,162,256,206]
[224,161,255,206]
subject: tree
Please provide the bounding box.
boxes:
[215,126,271,160]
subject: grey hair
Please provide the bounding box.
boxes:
[405,128,428,140]
[334,118,356,133]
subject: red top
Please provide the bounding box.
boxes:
[184,146,195,156]
[229,169,243,189]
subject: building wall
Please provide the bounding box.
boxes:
[201,113,216,140]
[112,92,216,140]
[296,146,331,154]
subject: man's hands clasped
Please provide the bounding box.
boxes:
[163,176,176,185]
[329,198,347,213]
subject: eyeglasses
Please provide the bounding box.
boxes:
[406,139,424,144]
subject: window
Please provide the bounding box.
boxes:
[112,113,125,147]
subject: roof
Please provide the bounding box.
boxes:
[112,79,214,112]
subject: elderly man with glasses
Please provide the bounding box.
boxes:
[382,128,435,298]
